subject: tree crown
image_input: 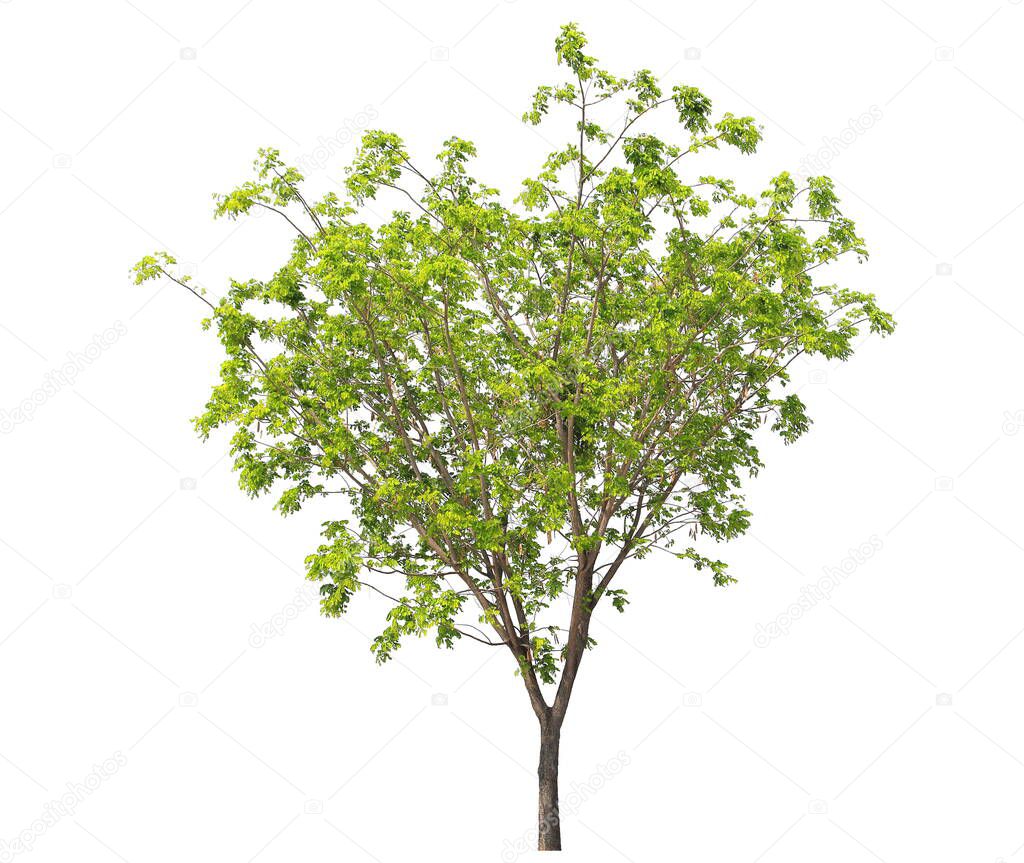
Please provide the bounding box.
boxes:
[134,23,893,709]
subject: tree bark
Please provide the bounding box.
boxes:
[537,721,562,851]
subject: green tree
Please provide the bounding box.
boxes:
[135,24,893,852]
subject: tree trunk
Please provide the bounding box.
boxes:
[537,722,562,851]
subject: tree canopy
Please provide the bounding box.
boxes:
[134,22,894,727]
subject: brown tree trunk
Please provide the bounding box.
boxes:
[537,721,562,851]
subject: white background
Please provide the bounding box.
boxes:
[2,1,1023,860]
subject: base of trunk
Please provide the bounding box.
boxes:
[538,726,561,850]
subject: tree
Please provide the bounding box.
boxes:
[134,23,894,852]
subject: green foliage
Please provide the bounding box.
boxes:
[132,251,177,285]
[135,23,893,695]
